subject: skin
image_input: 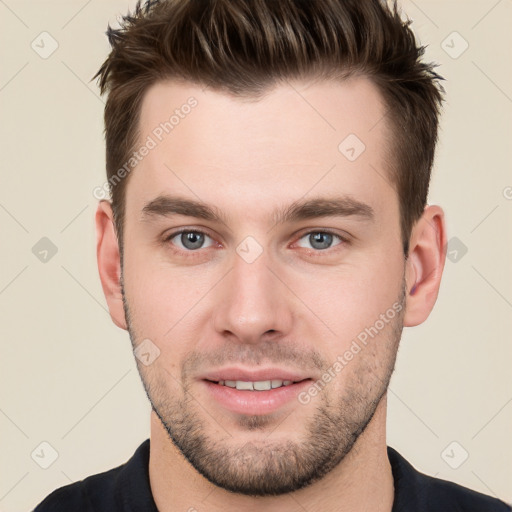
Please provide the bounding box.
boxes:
[96,76,446,512]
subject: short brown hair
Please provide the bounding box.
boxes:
[94,0,444,256]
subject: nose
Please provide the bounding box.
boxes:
[212,249,293,344]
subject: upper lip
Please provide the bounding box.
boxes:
[201,367,312,383]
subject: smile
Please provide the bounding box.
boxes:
[209,379,299,390]
[202,377,313,415]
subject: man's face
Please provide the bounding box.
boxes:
[121,77,406,495]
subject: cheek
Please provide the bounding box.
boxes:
[122,267,202,383]
[122,248,216,343]
[295,260,404,398]
[289,249,404,346]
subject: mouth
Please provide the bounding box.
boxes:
[204,378,308,390]
[200,370,314,415]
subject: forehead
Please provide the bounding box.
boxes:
[127,76,395,225]
[138,76,387,159]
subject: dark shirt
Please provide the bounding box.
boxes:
[34,439,511,511]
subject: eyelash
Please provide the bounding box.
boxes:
[163,228,349,256]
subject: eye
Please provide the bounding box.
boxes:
[166,230,215,251]
[296,231,345,251]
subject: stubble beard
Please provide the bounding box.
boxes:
[122,277,406,496]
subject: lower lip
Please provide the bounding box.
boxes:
[202,379,312,415]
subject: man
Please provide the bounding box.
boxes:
[34,0,511,510]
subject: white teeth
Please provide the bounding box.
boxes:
[217,379,295,390]
[235,381,254,390]
[253,381,272,391]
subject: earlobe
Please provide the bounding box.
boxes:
[403,205,447,327]
[95,200,128,330]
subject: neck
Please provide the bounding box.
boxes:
[149,394,394,512]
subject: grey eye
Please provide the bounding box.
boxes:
[170,231,214,251]
[297,232,342,250]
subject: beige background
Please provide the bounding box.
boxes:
[0,1,511,510]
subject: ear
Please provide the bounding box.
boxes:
[95,200,127,330]
[403,205,447,327]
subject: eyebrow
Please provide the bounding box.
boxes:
[140,194,374,226]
